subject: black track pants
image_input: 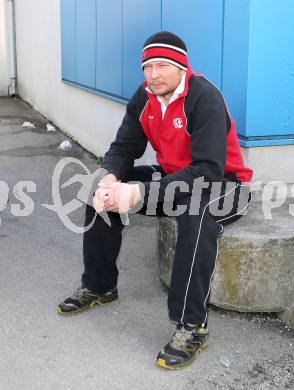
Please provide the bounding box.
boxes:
[81,165,251,325]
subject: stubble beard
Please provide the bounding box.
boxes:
[149,84,175,100]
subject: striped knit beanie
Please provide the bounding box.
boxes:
[141,31,188,71]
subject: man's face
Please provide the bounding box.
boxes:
[143,61,184,97]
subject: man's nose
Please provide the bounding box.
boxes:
[150,67,160,79]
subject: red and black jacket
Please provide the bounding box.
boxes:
[102,65,253,203]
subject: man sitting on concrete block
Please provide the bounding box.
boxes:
[58,31,253,370]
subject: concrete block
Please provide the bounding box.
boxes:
[157,201,294,327]
[278,303,294,329]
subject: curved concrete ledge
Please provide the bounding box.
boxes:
[157,200,294,326]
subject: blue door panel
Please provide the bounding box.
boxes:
[246,0,294,137]
[222,0,250,137]
[96,0,123,96]
[76,0,96,88]
[60,0,76,82]
[162,0,223,87]
[122,0,161,99]
[60,0,294,147]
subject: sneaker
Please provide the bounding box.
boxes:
[156,323,209,370]
[57,287,118,316]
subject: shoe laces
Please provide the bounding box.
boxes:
[171,325,194,349]
[72,287,96,301]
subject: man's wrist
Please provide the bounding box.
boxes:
[106,173,117,181]
[99,173,118,188]
[130,183,142,207]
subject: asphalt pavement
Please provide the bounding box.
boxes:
[0,97,293,390]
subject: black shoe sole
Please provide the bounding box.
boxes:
[57,295,118,316]
[156,342,208,370]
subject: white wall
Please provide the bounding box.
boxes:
[13,0,155,163]
[0,0,9,96]
[242,145,294,184]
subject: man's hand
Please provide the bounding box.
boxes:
[93,173,117,213]
[94,181,141,214]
